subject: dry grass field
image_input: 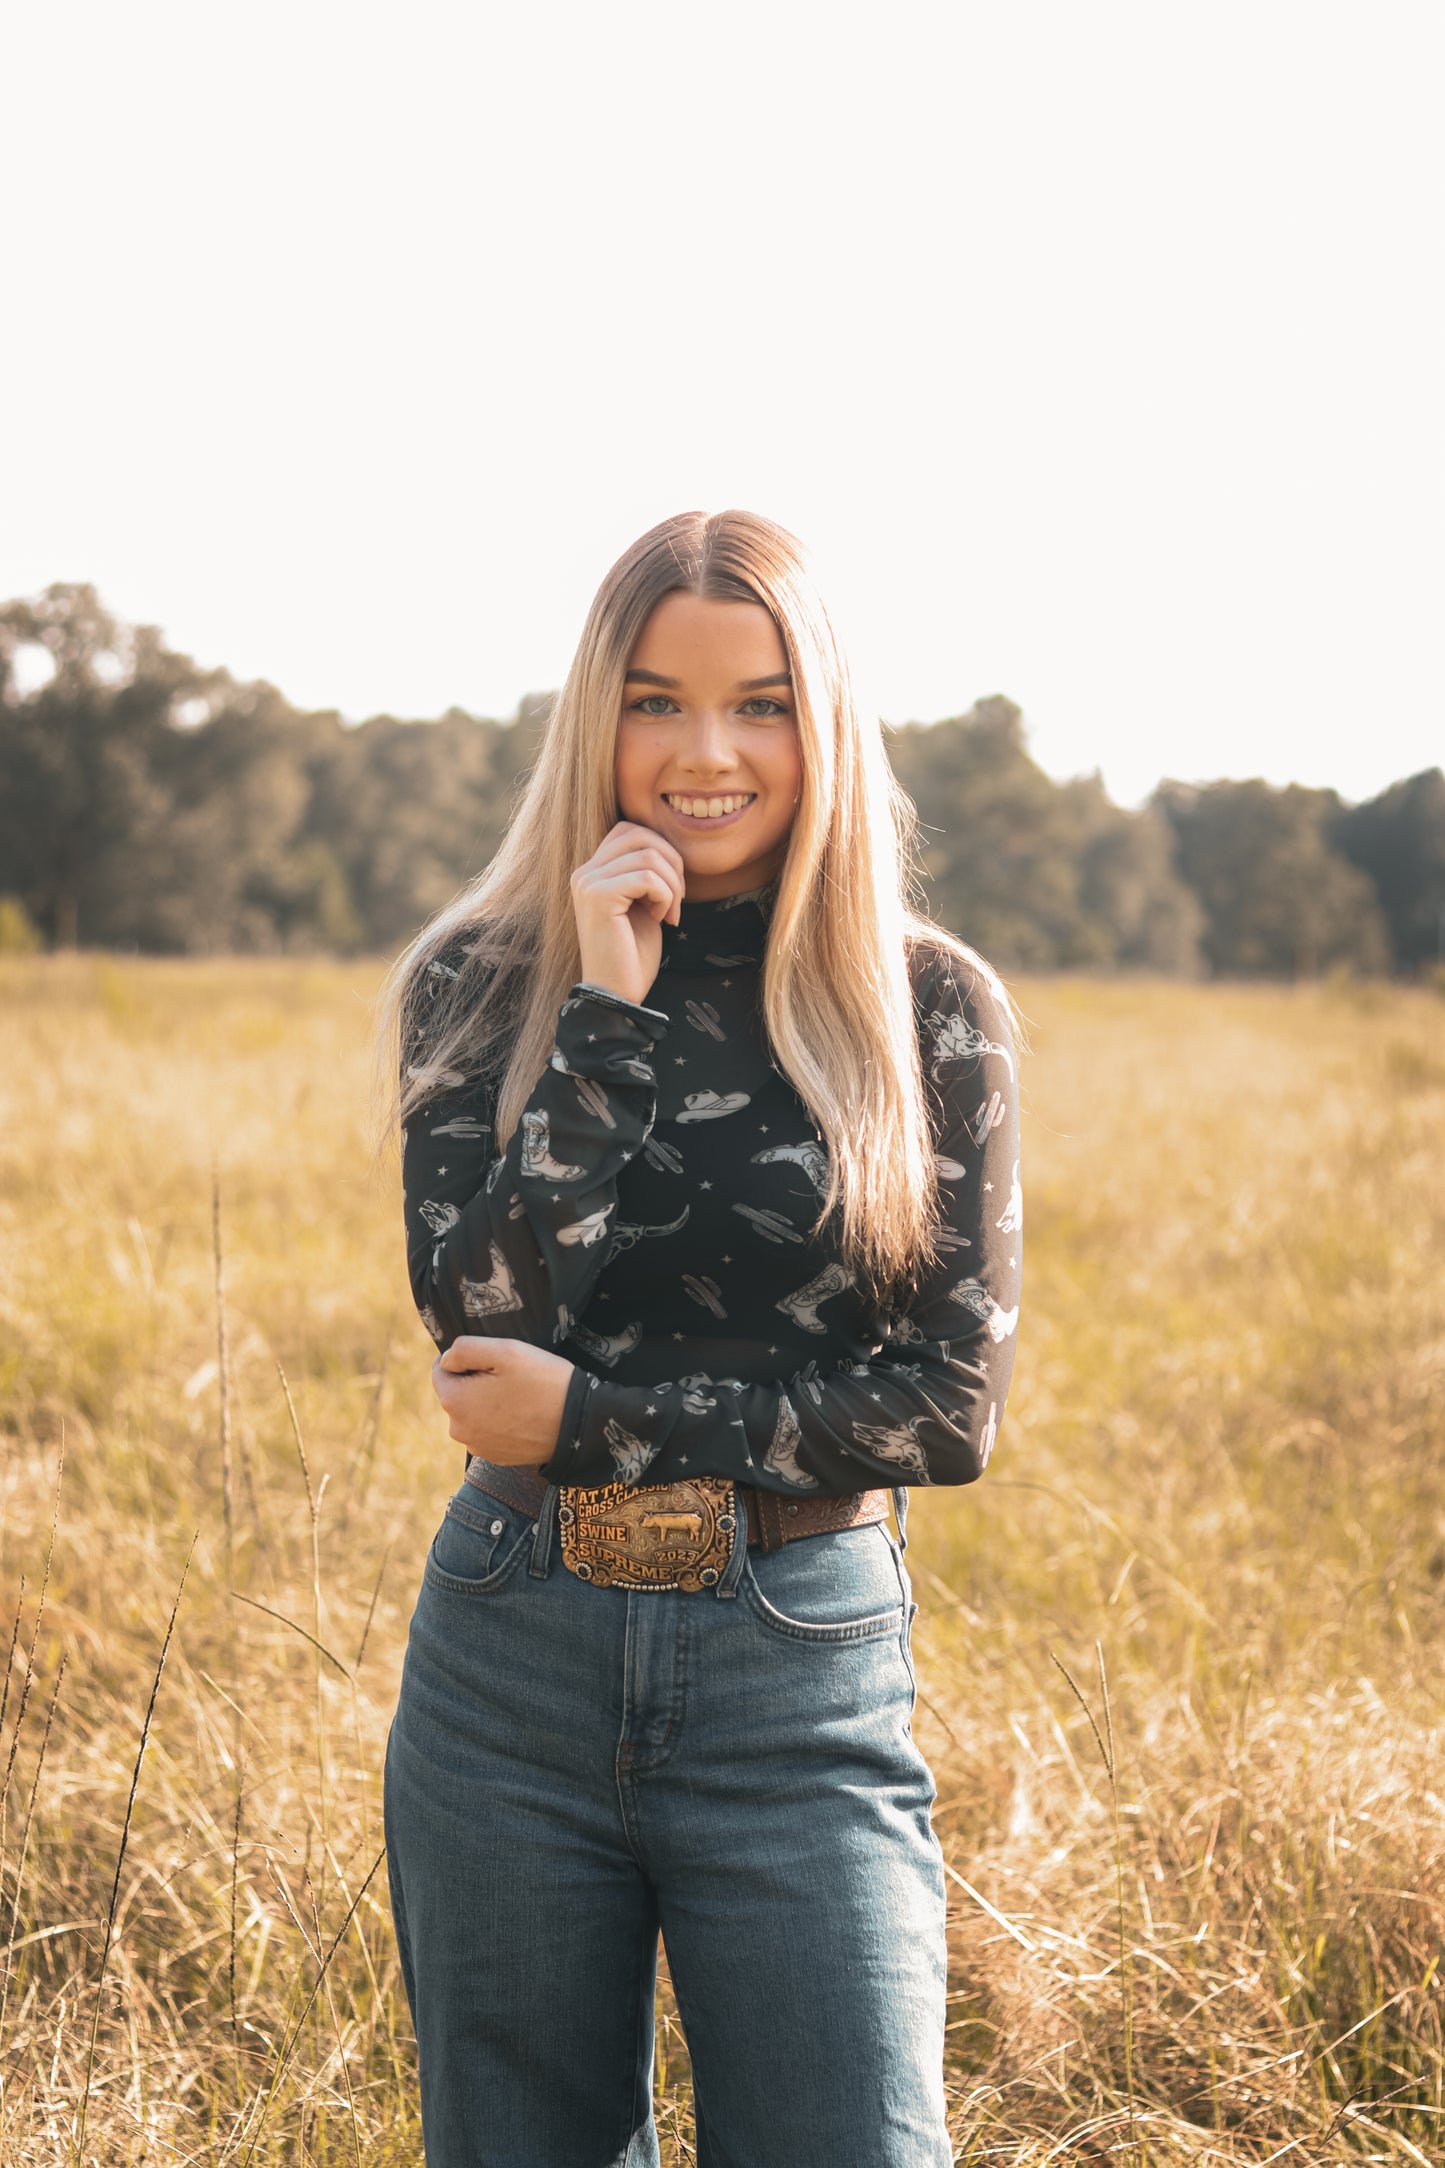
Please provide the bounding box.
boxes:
[1,953,1443,2165]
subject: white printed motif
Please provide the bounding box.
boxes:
[977,1401,999,1467]
[460,1242,525,1318]
[763,1396,820,1488]
[682,1274,727,1318]
[567,1318,644,1365]
[685,998,726,1041]
[641,1135,685,1174]
[851,1415,932,1482]
[948,1277,1019,1342]
[677,1090,751,1122]
[753,1140,830,1197]
[408,1062,466,1089]
[419,1198,460,1238]
[679,1374,719,1412]
[430,1115,490,1140]
[521,1109,586,1183]
[972,1092,1006,1146]
[608,1052,662,1086]
[557,1205,614,1248]
[733,1204,806,1245]
[995,1160,1023,1234]
[573,1077,616,1129]
[927,1006,1016,1083]
[776,1261,855,1332]
[606,1419,660,1485]
[605,1205,691,1265]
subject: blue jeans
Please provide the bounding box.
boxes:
[383,1478,951,2167]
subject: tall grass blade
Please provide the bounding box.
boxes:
[73,1532,196,2167]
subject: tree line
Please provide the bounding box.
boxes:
[1,582,1441,978]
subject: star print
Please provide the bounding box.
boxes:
[768,1345,778,1354]
[437,1165,448,1176]
[646,1404,656,1415]
[870,1391,881,1400]
[721,1254,732,1263]
[551,1193,561,1202]
[674,1056,687,1065]
[672,1331,684,1341]
[722,977,732,986]
[699,1180,712,1190]
[984,1181,994,1192]
[1009,1256,1017,1268]
[587,1032,597,1042]
[678,1455,689,1464]
[758,1123,769,1133]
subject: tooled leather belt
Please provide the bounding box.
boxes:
[462,1455,891,1556]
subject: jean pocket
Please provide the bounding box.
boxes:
[742,1522,908,1643]
[424,1491,534,1595]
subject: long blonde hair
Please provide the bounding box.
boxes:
[371,508,1007,1308]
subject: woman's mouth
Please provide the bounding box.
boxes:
[660,792,756,828]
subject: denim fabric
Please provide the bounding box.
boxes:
[384,1480,952,2167]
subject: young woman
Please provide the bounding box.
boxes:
[375,509,1022,2166]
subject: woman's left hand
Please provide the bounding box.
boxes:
[431,1338,577,1467]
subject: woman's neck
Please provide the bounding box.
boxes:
[657,875,777,975]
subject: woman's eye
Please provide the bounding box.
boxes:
[740,698,787,718]
[629,696,677,717]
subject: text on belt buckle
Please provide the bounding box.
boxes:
[556,1477,737,1591]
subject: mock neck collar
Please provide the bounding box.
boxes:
[657,876,777,975]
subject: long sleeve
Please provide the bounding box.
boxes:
[539,946,1022,1495]
[402,948,672,1355]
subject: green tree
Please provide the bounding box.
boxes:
[299,706,524,952]
[1332,768,1445,973]
[1153,779,1390,977]
[886,697,1203,971]
[0,584,204,947]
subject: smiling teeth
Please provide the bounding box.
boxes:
[664,793,754,819]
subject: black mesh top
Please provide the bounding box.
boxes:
[400,877,1022,1498]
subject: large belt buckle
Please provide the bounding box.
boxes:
[556,1477,737,1592]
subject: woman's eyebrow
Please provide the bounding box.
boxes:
[624,668,794,690]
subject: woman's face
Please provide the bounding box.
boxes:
[616,590,803,900]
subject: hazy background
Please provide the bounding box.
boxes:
[3,0,1441,809]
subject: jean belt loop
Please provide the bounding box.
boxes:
[529,1482,560,1579]
[714,1492,749,1600]
[892,1486,910,1553]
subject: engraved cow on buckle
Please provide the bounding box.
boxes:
[557,1478,737,1592]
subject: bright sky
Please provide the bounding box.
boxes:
[3,3,1440,809]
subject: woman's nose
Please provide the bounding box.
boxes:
[679,709,737,761]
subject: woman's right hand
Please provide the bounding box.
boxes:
[570,821,686,1009]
